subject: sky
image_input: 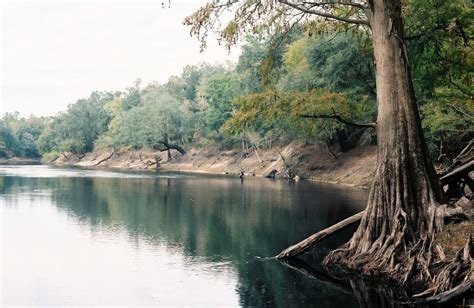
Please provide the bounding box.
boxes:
[1,0,241,117]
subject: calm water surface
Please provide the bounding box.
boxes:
[1,165,367,307]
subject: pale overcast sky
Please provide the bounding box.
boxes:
[1,0,241,117]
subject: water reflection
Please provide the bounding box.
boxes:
[2,165,367,306]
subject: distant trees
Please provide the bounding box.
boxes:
[36,92,113,156]
[117,87,188,150]
[35,64,241,158]
[0,112,47,158]
[202,71,239,137]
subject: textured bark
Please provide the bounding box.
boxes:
[324,0,471,294]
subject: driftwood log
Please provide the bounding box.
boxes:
[440,159,474,198]
[276,211,364,259]
[440,160,473,185]
[414,280,473,305]
[94,152,114,166]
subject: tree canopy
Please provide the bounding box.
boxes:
[1,0,467,170]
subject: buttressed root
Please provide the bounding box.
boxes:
[324,204,472,300]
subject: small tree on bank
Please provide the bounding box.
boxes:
[185,0,471,296]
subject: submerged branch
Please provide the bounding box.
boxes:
[279,258,353,294]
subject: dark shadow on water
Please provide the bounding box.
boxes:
[278,257,428,308]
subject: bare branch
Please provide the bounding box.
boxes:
[300,109,376,129]
[157,141,187,155]
[303,1,368,10]
[277,0,369,26]
[447,104,473,119]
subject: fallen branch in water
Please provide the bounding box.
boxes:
[276,211,364,259]
[414,280,473,305]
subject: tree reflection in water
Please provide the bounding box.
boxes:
[2,167,373,306]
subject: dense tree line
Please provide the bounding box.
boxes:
[1,0,470,166]
[0,112,47,158]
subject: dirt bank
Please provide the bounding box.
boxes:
[52,143,377,187]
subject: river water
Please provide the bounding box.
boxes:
[1,165,368,307]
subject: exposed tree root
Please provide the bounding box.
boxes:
[324,206,472,302]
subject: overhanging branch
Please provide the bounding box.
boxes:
[158,141,187,155]
[300,110,376,129]
[277,0,370,26]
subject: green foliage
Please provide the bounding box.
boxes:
[9,1,469,162]
[115,87,190,149]
[405,0,473,161]
[278,32,375,96]
[224,89,374,146]
[421,99,473,162]
[223,30,376,149]
[122,80,142,110]
[38,92,114,154]
[0,113,47,157]
[202,71,239,135]
[37,128,55,155]
[236,36,268,95]
[41,151,60,163]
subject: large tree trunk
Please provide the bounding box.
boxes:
[324,0,470,293]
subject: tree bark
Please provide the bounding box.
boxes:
[324,0,470,293]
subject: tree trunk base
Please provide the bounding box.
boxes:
[324,211,472,301]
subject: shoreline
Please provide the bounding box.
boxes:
[48,143,377,188]
[0,157,41,165]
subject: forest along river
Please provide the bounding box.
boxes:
[1,165,367,306]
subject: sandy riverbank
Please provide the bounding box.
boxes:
[51,143,377,188]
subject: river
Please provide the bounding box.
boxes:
[1,165,367,306]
